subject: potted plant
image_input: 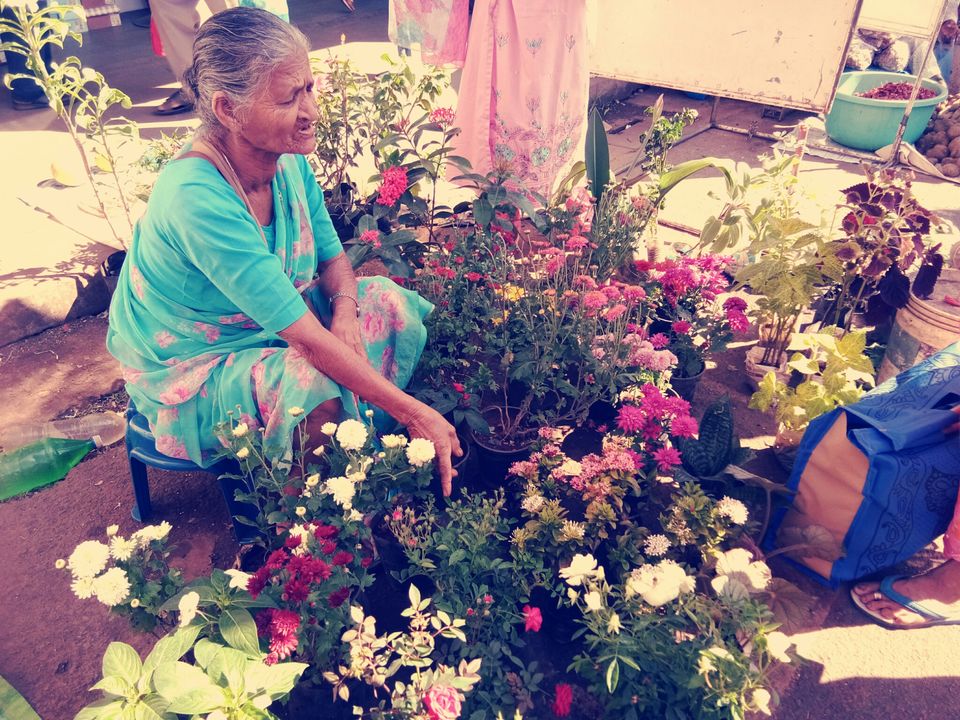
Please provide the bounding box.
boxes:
[815,166,944,339]
[700,141,840,379]
[631,255,750,401]
[749,326,875,469]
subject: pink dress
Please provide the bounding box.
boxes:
[388,0,470,66]
[453,0,589,196]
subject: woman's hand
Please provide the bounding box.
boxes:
[947,405,960,435]
[404,402,463,496]
[329,306,367,362]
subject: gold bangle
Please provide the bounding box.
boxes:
[329,291,360,317]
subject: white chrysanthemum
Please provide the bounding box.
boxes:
[326,476,356,508]
[224,569,251,590]
[558,459,583,476]
[716,496,749,525]
[521,495,546,514]
[305,473,320,488]
[109,536,138,562]
[178,591,200,627]
[312,445,326,456]
[335,419,368,451]
[288,406,305,416]
[381,434,407,449]
[583,591,603,612]
[347,509,363,522]
[232,422,249,438]
[559,553,598,586]
[321,422,338,436]
[643,534,671,557]
[625,559,695,607]
[130,598,141,608]
[287,524,312,556]
[236,447,250,459]
[133,521,173,547]
[405,438,436,467]
[92,567,131,606]
[560,520,585,542]
[67,540,111,579]
[71,575,96,600]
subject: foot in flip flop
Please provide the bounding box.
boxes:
[851,560,960,629]
[154,89,194,116]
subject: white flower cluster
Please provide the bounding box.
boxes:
[560,520,585,542]
[559,553,600,586]
[520,494,546,514]
[335,419,369,451]
[710,548,770,600]
[625,559,695,607]
[716,496,749,525]
[643,534,671,557]
[381,434,408,449]
[326,475,357,509]
[61,523,172,607]
[405,438,436,467]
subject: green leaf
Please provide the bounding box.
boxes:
[74,699,125,720]
[244,661,308,699]
[585,106,610,201]
[659,158,729,199]
[219,606,261,657]
[90,676,131,697]
[102,643,143,686]
[142,625,202,680]
[152,662,224,714]
[764,578,814,632]
[605,658,620,693]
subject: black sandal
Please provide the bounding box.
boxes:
[153,89,194,116]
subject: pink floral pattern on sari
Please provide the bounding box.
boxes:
[453,0,588,196]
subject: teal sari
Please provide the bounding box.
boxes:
[107,150,431,466]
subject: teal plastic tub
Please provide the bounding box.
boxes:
[825,71,947,151]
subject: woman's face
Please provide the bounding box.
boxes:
[238,54,318,156]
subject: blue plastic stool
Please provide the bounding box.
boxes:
[125,401,262,545]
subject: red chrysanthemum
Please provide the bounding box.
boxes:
[328,587,350,608]
[247,567,271,599]
[331,551,354,567]
[283,578,310,603]
[314,524,338,540]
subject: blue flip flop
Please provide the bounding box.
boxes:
[850,574,960,630]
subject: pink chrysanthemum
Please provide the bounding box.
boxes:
[649,332,670,349]
[653,446,682,470]
[616,405,646,434]
[670,414,699,438]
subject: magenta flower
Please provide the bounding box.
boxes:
[653,446,682,470]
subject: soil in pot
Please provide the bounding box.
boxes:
[360,571,437,634]
[468,407,537,492]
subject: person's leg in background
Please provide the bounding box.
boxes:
[149,0,235,115]
[1,3,54,110]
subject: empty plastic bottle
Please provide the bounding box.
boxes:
[0,411,126,452]
[0,437,99,501]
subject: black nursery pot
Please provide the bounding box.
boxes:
[468,430,534,493]
[671,367,704,404]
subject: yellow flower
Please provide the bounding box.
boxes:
[232,422,249,438]
[288,406,305,417]
[130,598,141,608]
[105,524,119,538]
[305,473,320,488]
[501,284,525,302]
[54,559,66,570]
[295,506,307,517]
[236,447,250,459]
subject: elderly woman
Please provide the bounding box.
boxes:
[107,7,461,491]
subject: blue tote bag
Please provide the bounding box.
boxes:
[766,341,960,587]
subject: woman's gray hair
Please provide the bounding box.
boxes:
[182,7,310,131]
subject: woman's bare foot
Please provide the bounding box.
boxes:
[852,560,960,626]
